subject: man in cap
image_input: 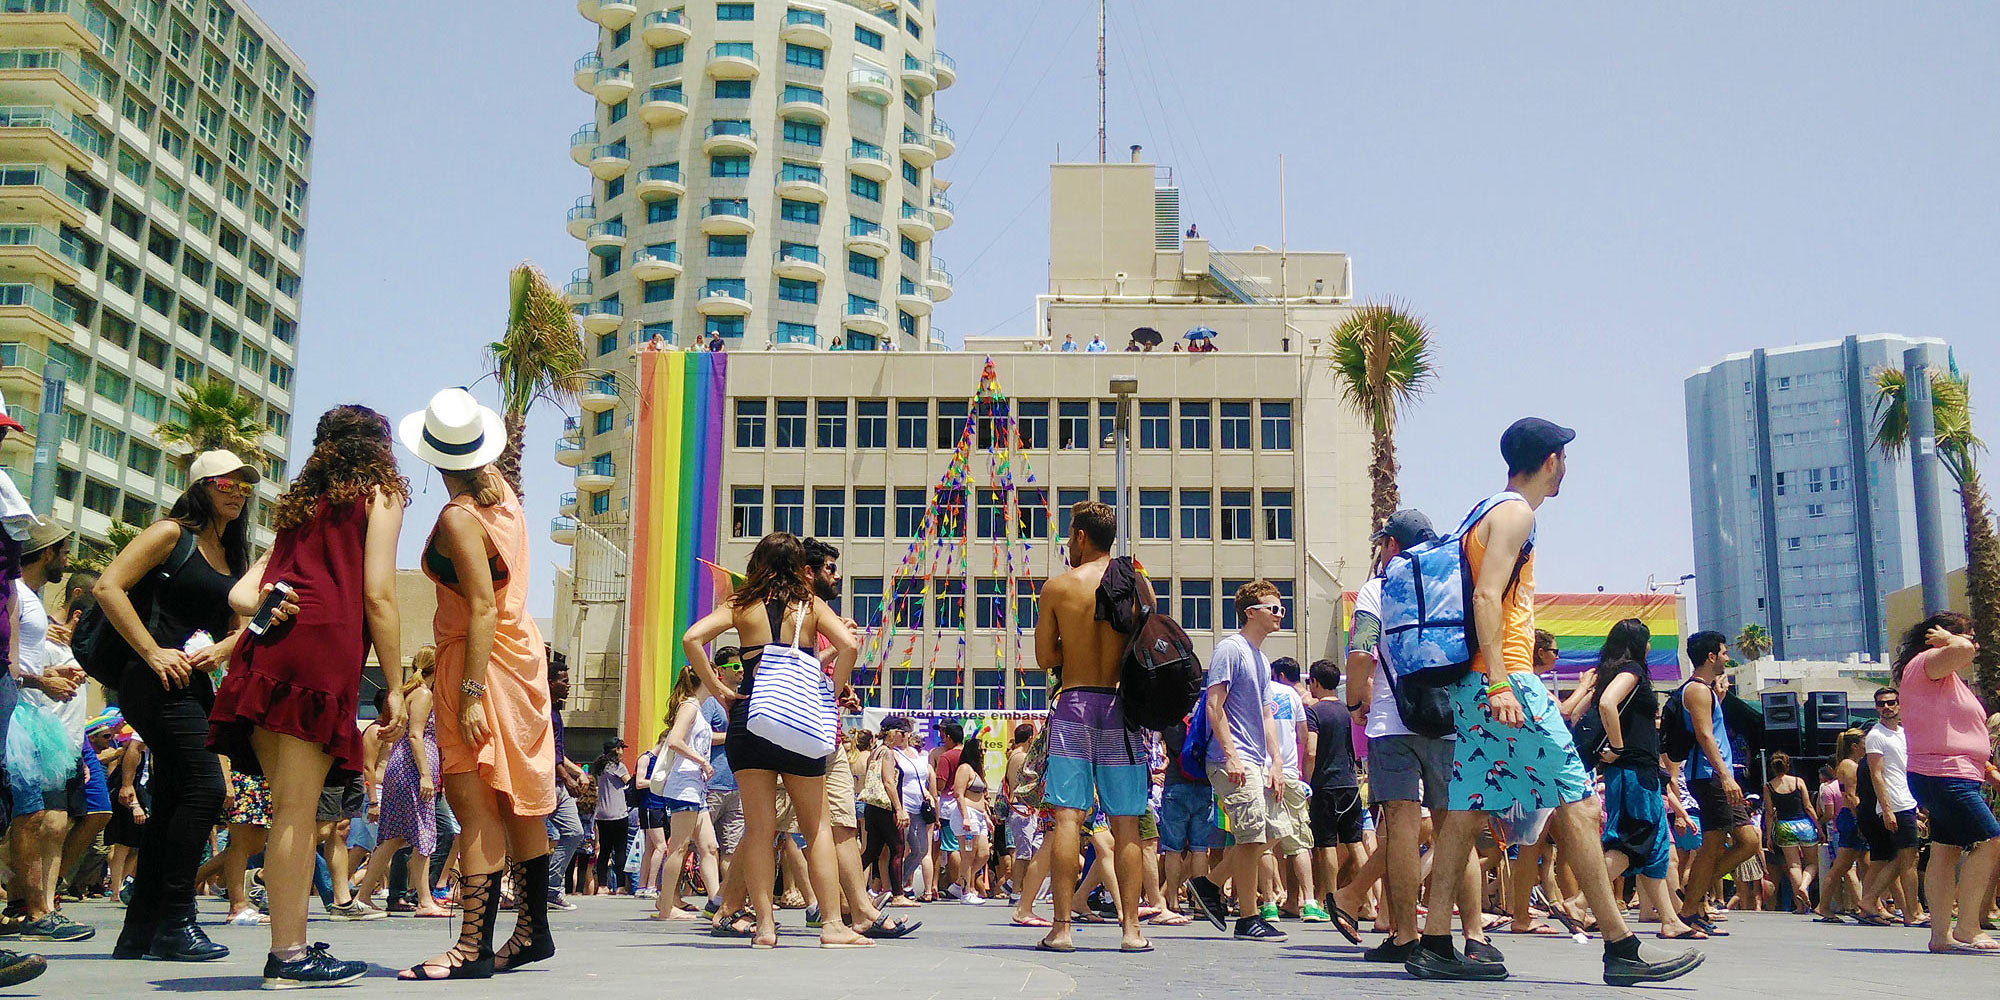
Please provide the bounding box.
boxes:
[1405,419,1701,987]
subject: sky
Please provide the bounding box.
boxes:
[257,1,2000,619]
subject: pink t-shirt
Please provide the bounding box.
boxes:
[1899,648,1992,781]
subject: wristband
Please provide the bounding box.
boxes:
[461,678,487,699]
[1486,680,1513,696]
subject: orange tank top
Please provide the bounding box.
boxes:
[1464,501,1537,675]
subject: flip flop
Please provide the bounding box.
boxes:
[1815,915,1845,924]
[1070,912,1109,924]
[1659,928,1708,940]
[1036,938,1076,954]
[862,917,920,939]
[1855,914,1896,927]
[1120,941,1154,953]
[1330,905,1363,946]
[1931,939,2000,954]
[1506,923,1565,936]
[819,939,876,949]
[1147,911,1192,926]
[1906,919,1931,929]
[1011,916,1054,928]
[1136,906,1162,921]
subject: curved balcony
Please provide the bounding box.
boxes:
[555,437,586,467]
[631,244,682,280]
[928,330,949,351]
[552,516,578,545]
[897,203,935,241]
[595,0,636,30]
[562,273,594,305]
[927,190,954,230]
[698,201,756,236]
[702,120,757,157]
[896,278,933,317]
[638,84,686,126]
[575,465,615,490]
[565,196,596,239]
[843,218,890,258]
[773,326,819,350]
[778,85,828,125]
[631,165,683,204]
[847,66,892,105]
[588,142,629,180]
[772,245,825,281]
[640,8,691,46]
[929,118,956,159]
[934,50,957,89]
[780,8,831,46]
[580,377,620,412]
[774,165,826,202]
[578,299,623,335]
[848,141,890,182]
[592,65,633,104]
[569,124,598,165]
[925,259,954,301]
[572,53,601,93]
[843,300,889,336]
[898,127,935,168]
[558,491,579,516]
[561,415,584,444]
[900,54,936,96]
[584,219,626,256]
[696,282,752,317]
[707,43,759,80]
[576,0,599,21]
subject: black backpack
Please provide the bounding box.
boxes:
[1096,557,1203,732]
[1660,681,1697,763]
[72,525,199,688]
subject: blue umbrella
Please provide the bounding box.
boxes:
[1183,326,1217,341]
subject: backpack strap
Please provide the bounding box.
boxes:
[155,523,201,583]
[1458,491,1535,600]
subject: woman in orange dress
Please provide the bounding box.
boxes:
[397,388,557,981]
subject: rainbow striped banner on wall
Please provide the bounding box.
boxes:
[623,347,728,745]
[1340,591,1686,682]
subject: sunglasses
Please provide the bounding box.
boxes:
[205,478,255,497]
[1875,699,1898,708]
[1252,603,1285,617]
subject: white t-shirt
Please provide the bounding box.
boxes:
[1352,579,1415,740]
[1269,683,1305,781]
[1865,723,1918,813]
[14,580,86,740]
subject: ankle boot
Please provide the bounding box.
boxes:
[147,910,229,962]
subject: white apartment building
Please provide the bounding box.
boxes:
[1,0,311,547]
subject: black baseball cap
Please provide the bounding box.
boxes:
[1500,417,1575,473]
[601,737,627,754]
[1372,509,1437,548]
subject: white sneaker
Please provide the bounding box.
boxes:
[227,910,263,926]
[961,893,986,906]
[635,888,659,900]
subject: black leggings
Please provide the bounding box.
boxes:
[115,664,227,931]
[595,817,631,891]
[861,805,904,896]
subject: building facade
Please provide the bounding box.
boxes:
[550,156,1374,730]
[1,0,311,546]
[1685,334,1965,662]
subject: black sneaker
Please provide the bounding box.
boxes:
[0,950,47,988]
[1604,939,1704,987]
[1233,916,1288,941]
[1363,937,1418,963]
[1186,877,1228,932]
[1463,937,1506,965]
[264,942,368,990]
[1405,937,1509,981]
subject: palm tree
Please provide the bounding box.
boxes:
[156,378,267,458]
[1872,362,1999,701]
[1325,302,1439,532]
[1735,623,1772,663]
[486,262,586,499]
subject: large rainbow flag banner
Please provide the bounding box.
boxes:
[623,347,728,745]
[1340,591,1686,683]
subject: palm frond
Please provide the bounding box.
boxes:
[1869,366,1911,459]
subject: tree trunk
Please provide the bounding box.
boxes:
[1958,468,2000,705]
[1369,427,1399,533]
[496,410,527,501]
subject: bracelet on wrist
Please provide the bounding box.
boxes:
[460,678,487,699]
[1486,680,1513,695]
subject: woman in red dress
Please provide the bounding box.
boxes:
[208,405,410,988]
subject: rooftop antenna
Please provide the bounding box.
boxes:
[1097,0,1107,162]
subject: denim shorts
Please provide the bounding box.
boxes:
[1907,772,2000,849]
[1157,782,1219,853]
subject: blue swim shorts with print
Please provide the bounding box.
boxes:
[1043,687,1151,817]
[1445,672,1592,814]
[1601,766,1670,881]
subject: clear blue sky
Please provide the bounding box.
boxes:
[259,1,2000,618]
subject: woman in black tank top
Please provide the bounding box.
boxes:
[682,533,871,949]
[1762,753,1820,913]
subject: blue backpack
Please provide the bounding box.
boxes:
[1178,698,1211,781]
[1377,492,1535,736]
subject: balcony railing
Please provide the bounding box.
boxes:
[844,301,887,322]
[928,261,954,286]
[585,220,626,240]
[900,127,927,147]
[700,201,754,223]
[563,276,592,299]
[573,53,602,75]
[569,125,598,148]
[705,120,756,142]
[591,142,629,160]
[639,163,681,184]
[0,48,115,102]
[643,84,684,104]
[780,85,824,107]
[0,282,76,325]
[633,243,680,266]
[711,42,754,61]
[928,191,954,214]
[584,301,623,320]
[1,0,115,43]
[700,283,752,304]
[848,67,890,90]
[847,218,887,241]
[778,163,822,184]
[784,8,826,29]
[0,105,106,156]
[566,198,595,224]
[0,340,49,372]
[592,65,632,88]
[849,140,886,164]
[0,223,85,268]
[642,9,686,31]
[899,204,934,227]
[0,163,87,208]
[929,118,955,144]
[934,50,957,75]
[774,245,822,266]
[773,326,817,346]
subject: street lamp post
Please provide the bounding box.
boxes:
[1109,375,1137,557]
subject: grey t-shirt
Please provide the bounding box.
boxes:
[1205,633,1270,769]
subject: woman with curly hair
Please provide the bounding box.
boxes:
[208,404,409,988]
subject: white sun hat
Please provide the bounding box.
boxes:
[399,387,506,471]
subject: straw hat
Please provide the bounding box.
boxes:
[399,388,506,471]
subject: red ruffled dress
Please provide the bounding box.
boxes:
[208,498,369,782]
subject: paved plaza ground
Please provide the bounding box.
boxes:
[11,895,1994,998]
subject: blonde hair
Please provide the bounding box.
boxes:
[400,645,437,696]
[443,466,503,507]
[665,666,702,719]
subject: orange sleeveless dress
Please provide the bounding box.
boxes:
[426,481,556,817]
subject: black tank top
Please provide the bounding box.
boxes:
[152,526,239,647]
[1771,782,1810,822]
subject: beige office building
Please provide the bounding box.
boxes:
[551,154,1374,728]
[1,0,311,547]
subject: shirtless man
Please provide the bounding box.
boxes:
[1033,501,1150,953]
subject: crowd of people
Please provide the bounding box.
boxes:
[0,402,1996,991]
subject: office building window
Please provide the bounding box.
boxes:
[813,487,845,537]
[1221,579,1252,631]
[855,25,883,48]
[854,488,885,538]
[713,79,752,100]
[731,487,763,537]
[975,578,1007,630]
[1017,488,1048,539]
[648,198,680,223]
[816,399,847,448]
[851,577,884,628]
[1139,490,1170,539]
[655,43,684,67]
[784,43,823,69]
[1179,402,1211,450]
[1017,400,1048,449]
[1828,465,1848,491]
[709,154,751,178]
[735,399,766,447]
[82,478,119,515]
[847,250,878,279]
[976,488,1007,539]
[1219,401,1252,449]
[777,277,818,303]
[1181,579,1214,631]
[893,578,926,630]
[1263,489,1294,541]
[1057,489,1089,538]
[643,279,675,302]
[775,399,807,447]
[897,400,927,448]
[780,199,820,224]
[1220,489,1253,541]
[1775,472,1787,496]
[1139,402,1170,449]
[1272,580,1295,629]
[1808,467,1824,493]
[1057,401,1089,450]
[895,487,927,537]
[936,578,965,630]
[849,174,881,202]
[857,400,888,447]
[782,119,822,145]
[89,422,125,460]
[1180,489,1212,540]
[773,488,805,535]
[1261,401,1293,450]
[936,400,967,449]
[1097,400,1117,446]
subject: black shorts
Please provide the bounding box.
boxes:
[1309,786,1364,848]
[317,776,365,823]
[1689,777,1751,834]
[1855,806,1919,861]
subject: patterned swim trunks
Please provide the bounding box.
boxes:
[1043,687,1150,817]
[1445,672,1591,814]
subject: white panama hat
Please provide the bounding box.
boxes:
[399,387,506,471]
